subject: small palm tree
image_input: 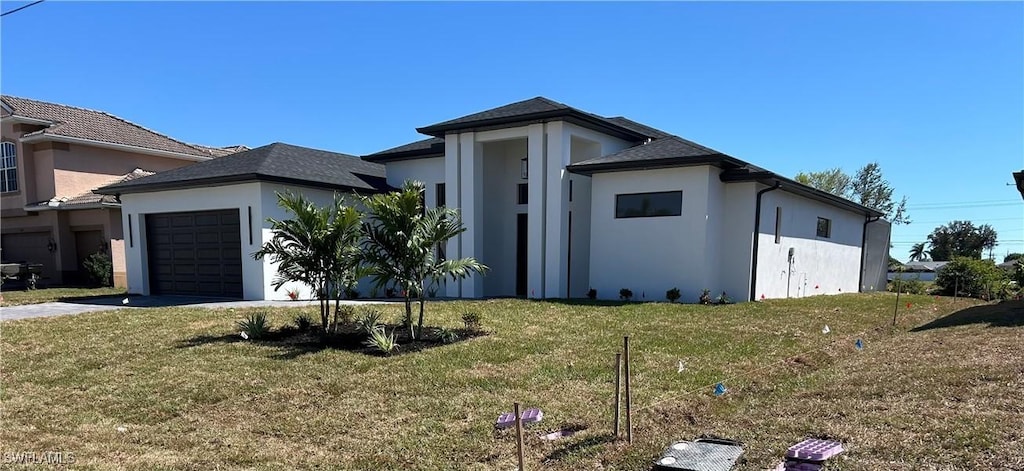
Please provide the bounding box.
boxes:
[908,242,930,262]
[254,191,364,333]
[361,180,487,339]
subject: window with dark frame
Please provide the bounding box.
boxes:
[816,217,831,238]
[1,141,18,193]
[436,183,445,207]
[615,191,682,218]
[775,206,782,244]
[517,183,528,205]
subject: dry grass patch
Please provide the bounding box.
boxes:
[1,295,1019,469]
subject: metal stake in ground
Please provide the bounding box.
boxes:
[892,277,902,327]
[514,402,525,471]
[614,352,622,438]
[624,336,632,444]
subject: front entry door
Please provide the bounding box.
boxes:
[516,213,527,297]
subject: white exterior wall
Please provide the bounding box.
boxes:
[121,182,350,301]
[754,189,864,299]
[588,166,717,302]
[480,139,528,297]
[258,183,347,300]
[720,182,757,301]
[382,157,445,207]
[120,182,266,299]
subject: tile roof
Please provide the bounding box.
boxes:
[1,95,236,159]
[25,169,155,210]
[96,142,389,195]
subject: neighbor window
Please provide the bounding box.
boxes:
[517,183,528,205]
[816,217,831,238]
[615,191,682,218]
[436,183,445,207]
[1,141,17,193]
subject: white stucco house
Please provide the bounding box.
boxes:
[98,97,890,302]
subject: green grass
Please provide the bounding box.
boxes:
[1,294,1020,469]
[0,286,126,306]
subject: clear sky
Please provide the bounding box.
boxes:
[2,1,1022,259]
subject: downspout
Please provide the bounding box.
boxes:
[858,215,882,292]
[749,182,781,301]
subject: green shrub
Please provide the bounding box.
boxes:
[82,251,113,287]
[699,289,712,305]
[437,327,460,344]
[356,309,384,335]
[934,257,1008,299]
[619,288,633,301]
[665,287,681,303]
[586,288,597,300]
[889,277,928,295]
[462,312,482,331]
[237,312,271,340]
[293,313,314,332]
[716,291,732,304]
[336,305,356,327]
[364,326,399,355]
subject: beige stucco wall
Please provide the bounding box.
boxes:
[1,119,201,287]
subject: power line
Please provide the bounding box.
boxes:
[0,0,44,17]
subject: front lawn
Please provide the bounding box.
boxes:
[0,286,126,307]
[1,294,1020,469]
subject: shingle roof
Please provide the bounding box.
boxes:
[415,96,650,140]
[571,136,725,169]
[96,142,388,195]
[602,117,672,139]
[1,95,234,159]
[364,137,445,162]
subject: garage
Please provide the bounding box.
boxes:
[1,231,56,280]
[145,209,243,298]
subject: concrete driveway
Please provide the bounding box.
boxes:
[0,295,387,322]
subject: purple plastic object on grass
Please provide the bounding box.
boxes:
[520,408,543,424]
[495,412,516,429]
[786,439,844,461]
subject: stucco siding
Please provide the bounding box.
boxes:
[381,157,445,207]
[720,182,757,301]
[589,166,714,302]
[121,182,265,299]
[754,189,864,299]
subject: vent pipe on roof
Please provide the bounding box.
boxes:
[644,138,653,145]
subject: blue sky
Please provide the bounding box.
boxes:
[2,1,1022,259]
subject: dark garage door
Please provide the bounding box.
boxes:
[146,209,243,298]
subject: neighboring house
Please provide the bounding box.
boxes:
[888,261,949,282]
[0,95,244,287]
[100,97,890,301]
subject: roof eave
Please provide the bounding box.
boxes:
[19,133,214,162]
[566,154,740,175]
[1,114,54,126]
[363,149,444,163]
[417,110,646,141]
[97,173,386,196]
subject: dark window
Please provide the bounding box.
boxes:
[816,217,831,238]
[1,141,17,193]
[517,183,528,205]
[775,207,782,244]
[615,191,682,218]
[436,183,445,207]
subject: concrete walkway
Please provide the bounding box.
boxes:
[0,295,388,322]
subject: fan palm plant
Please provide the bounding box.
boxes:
[361,180,487,339]
[254,191,365,333]
[908,242,930,262]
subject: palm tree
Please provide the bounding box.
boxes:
[254,191,364,333]
[360,180,487,339]
[908,242,930,262]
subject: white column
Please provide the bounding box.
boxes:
[544,122,570,298]
[459,132,483,298]
[444,134,461,298]
[527,123,546,298]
